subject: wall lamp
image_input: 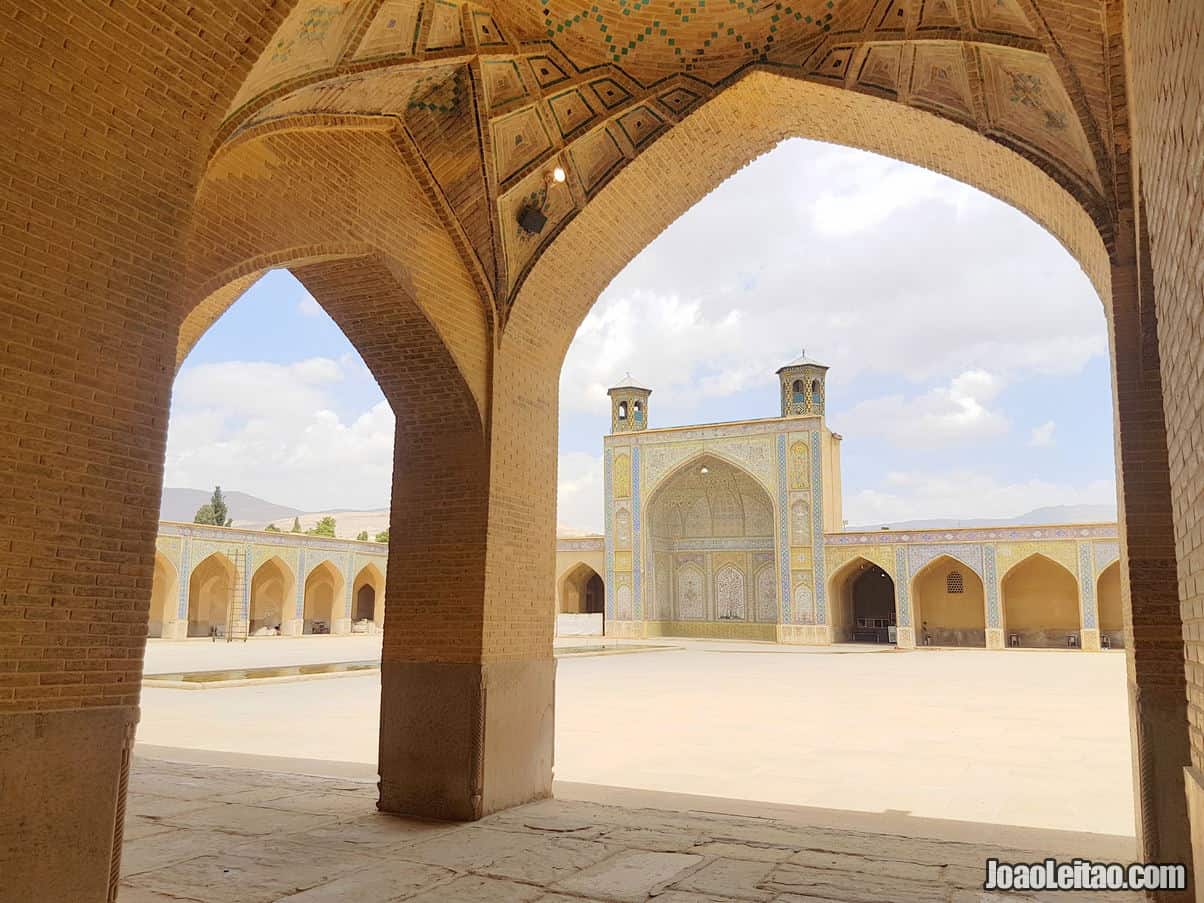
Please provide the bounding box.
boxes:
[517,166,568,235]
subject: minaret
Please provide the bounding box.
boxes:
[776,350,828,418]
[607,374,651,433]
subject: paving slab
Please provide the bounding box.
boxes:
[553,850,705,901]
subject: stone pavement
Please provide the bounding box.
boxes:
[119,758,1141,902]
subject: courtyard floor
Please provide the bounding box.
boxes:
[137,637,1135,840]
[120,756,1142,902]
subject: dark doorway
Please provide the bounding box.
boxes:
[852,565,896,643]
[355,583,376,622]
[584,573,604,614]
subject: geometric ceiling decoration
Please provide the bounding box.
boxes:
[483,59,532,109]
[658,85,703,115]
[529,55,570,87]
[355,0,424,59]
[548,88,599,140]
[978,47,1102,191]
[472,10,509,45]
[916,0,959,30]
[493,106,556,183]
[967,0,1035,37]
[209,0,1120,321]
[568,125,627,195]
[427,0,466,50]
[590,78,632,110]
[617,104,667,149]
[855,43,903,97]
[909,43,975,124]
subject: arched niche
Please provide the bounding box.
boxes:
[303,560,344,635]
[1096,560,1124,650]
[1001,553,1081,649]
[911,555,986,648]
[250,556,295,636]
[829,556,897,645]
[147,552,179,639]
[187,552,237,638]
[352,562,386,630]
[646,453,776,627]
[558,562,605,614]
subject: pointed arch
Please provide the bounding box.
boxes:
[352,562,386,627]
[999,550,1078,582]
[910,554,986,648]
[646,447,777,506]
[303,560,345,635]
[1001,552,1081,648]
[558,561,605,615]
[250,556,296,635]
[828,555,897,644]
[187,552,237,638]
[148,552,179,639]
[1096,560,1123,648]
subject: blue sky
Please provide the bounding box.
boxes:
[165,138,1117,531]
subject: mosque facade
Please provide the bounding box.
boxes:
[558,355,1123,651]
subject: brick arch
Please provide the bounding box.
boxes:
[509,69,1112,364]
[184,121,493,416]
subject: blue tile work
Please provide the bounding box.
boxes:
[295,547,307,619]
[984,543,1000,627]
[894,545,910,626]
[663,538,775,551]
[810,430,826,624]
[1093,541,1120,573]
[604,447,615,620]
[776,434,791,623]
[906,543,984,580]
[631,446,642,619]
[177,536,192,620]
[1078,542,1097,628]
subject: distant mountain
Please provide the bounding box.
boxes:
[160,487,390,539]
[847,504,1117,532]
[160,488,302,525]
[256,509,391,538]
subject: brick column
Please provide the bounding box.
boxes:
[1124,0,1204,887]
[1109,227,1192,873]
[291,259,556,821]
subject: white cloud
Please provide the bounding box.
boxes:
[557,451,605,534]
[843,470,1116,526]
[831,370,1010,448]
[165,358,394,511]
[1029,420,1057,447]
[560,137,1107,431]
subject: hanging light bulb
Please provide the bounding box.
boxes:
[552,166,566,183]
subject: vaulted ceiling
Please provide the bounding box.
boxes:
[209,0,1119,326]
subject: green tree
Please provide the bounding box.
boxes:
[194,486,231,526]
[307,515,337,538]
[356,530,369,541]
[374,529,389,544]
[264,523,281,533]
[290,517,302,533]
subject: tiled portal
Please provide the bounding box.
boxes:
[119,758,1141,902]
